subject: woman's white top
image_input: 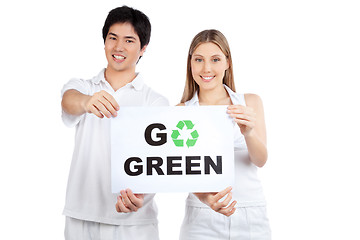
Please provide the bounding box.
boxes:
[185,85,266,208]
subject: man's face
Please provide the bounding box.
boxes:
[104,22,146,74]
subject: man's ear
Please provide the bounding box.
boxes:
[140,45,148,56]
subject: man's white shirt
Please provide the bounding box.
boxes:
[61,69,169,225]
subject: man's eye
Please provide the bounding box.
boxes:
[110,37,116,40]
[126,40,134,43]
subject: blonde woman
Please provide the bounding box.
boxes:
[178,29,271,240]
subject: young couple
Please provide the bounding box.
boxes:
[61,6,271,240]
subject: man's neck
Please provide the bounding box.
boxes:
[104,67,137,91]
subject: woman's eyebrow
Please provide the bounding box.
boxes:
[192,54,223,57]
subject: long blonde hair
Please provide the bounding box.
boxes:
[180,29,235,103]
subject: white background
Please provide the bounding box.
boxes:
[1,0,359,239]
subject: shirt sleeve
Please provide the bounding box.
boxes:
[60,78,90,128]
[150,96,170,107]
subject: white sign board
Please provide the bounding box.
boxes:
[111,106,234,193]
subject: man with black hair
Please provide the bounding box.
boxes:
[61,6,168,239]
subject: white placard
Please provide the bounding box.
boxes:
[111,106,234,193]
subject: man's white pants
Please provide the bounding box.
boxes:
[65,217,159,240]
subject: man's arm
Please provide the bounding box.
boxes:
[62,89,119,118]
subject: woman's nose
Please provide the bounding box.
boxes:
[203,61,211,72]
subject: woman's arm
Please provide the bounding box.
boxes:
[227,94,268,167]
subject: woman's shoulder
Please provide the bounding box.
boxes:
[244,93,263,108]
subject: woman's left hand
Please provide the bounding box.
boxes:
[227,105,256,136]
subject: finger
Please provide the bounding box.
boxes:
[121,190,139,212]
[88,105,104,118]
[229,113,255,122]
[234,119,255,129]
[213,186,232,202]
[91,100,113,118]
[134,193,144,200]
[228,109,256,118]
[219,201,237,217]
[115,201,121,212]
[115,196,131,213]
[228,106,255,117]
[227,106,244,114]
[223,201,236,217]
[99,96,118,117]
[227,105,246,111]
[219,192,233,207]
[212,192,232,211]
[127,189,144,208]
[102,92,120,111]
[226,207,236,217]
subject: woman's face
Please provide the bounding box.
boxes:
[191,42,229,91]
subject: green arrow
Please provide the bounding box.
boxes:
[186,138,197,147]
[191,130,199,139]
[176,121,185,130]
[171,130,180,139]
[184,120,195,129]
[173,139,184,147]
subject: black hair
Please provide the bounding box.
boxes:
[102,6,151,49]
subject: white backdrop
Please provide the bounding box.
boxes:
[1,0,359,239]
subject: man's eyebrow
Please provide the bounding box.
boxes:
[108,32,137,40]
[124,36,137,40]
[108,32,118,37]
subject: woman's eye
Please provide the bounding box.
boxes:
[195,59,203,62]
[213,58,220,62]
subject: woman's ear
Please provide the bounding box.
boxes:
[226,58,230,70]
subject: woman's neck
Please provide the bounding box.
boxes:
[198,85,232,105]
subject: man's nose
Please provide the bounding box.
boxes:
[115,41,125,51]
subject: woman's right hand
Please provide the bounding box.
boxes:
[194,186,237,217]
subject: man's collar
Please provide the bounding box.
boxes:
[129,73,144,91]
[91,69,106,84]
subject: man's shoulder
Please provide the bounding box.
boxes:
[140,83,169,106]
[67,69,105,84]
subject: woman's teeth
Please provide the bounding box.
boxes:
[201,76,214,80]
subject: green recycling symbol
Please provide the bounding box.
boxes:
[171,120,199,147]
